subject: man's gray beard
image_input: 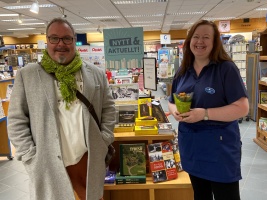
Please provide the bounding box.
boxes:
[57,56,67,64]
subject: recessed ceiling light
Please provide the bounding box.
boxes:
[130,21,161,23]
[2,19,38,22]
[132,24,160,27]
[8,28,36,30]
[126,14,164,17]
[204,17,235,20]
[113,0,168,4]
[0,14,19,17]
[4,4,56,10]
[84,16,120,19]
[256,8,267,10]
[168,11,207,15]
[72,23,92,25]
[20,23,45,25]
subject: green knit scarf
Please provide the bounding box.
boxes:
[41,49,83,109]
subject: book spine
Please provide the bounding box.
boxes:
[115,178,146,184]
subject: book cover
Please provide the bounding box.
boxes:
[134,125,158,135]
[259,90,267,104]
[138,98,152,118]
[158,62,168,78]
[147,141,178,183]
[152,100,170,123]
[115,173,146,184]
[6,84,13,100]
[259,117,267,131]
[119,110,135,123]
[119,143,146,176]
[158,123,175,135]
[170,138,183,172]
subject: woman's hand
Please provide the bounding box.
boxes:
[168,102,205,123]
[179,108,205,123]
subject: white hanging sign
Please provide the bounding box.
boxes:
[160,34,171,44]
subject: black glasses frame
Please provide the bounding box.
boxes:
[47,36,74,45]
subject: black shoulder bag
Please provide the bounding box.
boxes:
[51,73,115,167]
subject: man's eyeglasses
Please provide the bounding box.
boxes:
[47,36,74,45]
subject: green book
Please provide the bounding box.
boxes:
[115,173,146,184]
[119,143,146,176]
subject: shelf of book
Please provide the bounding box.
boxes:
[254,128,267,152]
[104,132,193,200]
[255,80,267,152]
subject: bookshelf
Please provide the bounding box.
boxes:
[255,81,267,151]
[103,132,193,200]
[254,30,267,151]
[0,78,14,160]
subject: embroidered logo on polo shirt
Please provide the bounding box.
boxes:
[205,87,215,94]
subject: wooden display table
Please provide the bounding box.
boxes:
[102,132,193,200]
[103,171,193,200]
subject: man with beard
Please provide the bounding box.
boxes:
[7,18,116,200]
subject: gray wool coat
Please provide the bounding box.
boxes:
[7,62,116,200]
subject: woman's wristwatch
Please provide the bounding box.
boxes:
[204,109,209,120]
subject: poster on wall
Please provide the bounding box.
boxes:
[143,57,157,91]
[76,45,105,70]
[103,27,144,69]
[218,20,230,33]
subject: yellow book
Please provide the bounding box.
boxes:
[135,118,158,126]
[138,98,152,118]
[135,125,158,135]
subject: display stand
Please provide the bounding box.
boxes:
[0,78,14,160]
[103,132,193,200]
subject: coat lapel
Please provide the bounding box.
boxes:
[81,62,95,101]
[37,67,58,115]
[81,63,95,147]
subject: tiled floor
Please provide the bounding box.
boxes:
[0,86,267,200]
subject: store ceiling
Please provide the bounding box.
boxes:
[0,0,266,38]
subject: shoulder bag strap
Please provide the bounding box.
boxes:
[49,73,101,130]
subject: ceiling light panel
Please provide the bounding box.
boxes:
[8,28,36,30]
[2,19,38,22]
[20,23,45,25]
[4,4,56,10]
[113,0,168,4]
[126,14,164,17]
[84,16,120,19]
[0,14,19,16]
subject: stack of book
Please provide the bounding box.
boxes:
[135,98,159,135]
[147,141,178,183]
[158,123,175,135]
[116,143,147,184]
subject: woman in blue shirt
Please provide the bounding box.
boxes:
[168,20,249,200]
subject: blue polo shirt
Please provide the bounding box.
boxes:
[169,61,248,183]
